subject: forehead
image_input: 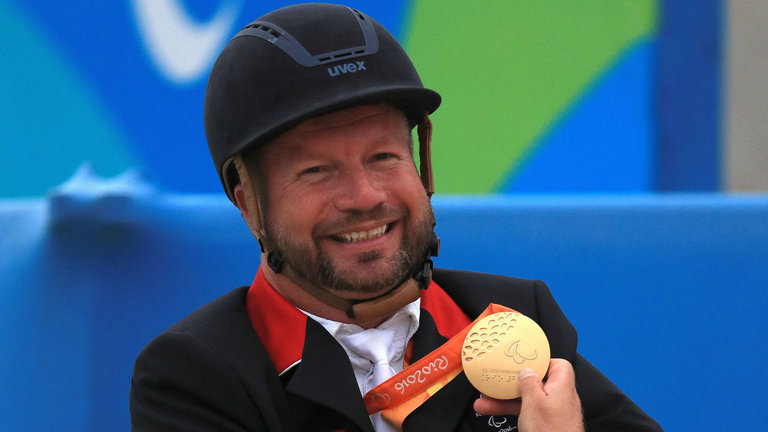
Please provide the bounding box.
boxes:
[263,103,410,155]
[294,103,407,133]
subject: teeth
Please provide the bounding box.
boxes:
[339,224,388,243]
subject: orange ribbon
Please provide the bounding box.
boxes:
[363,303,515,429]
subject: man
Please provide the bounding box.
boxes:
[130,4,663,431]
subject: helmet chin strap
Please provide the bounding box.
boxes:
[229,113,438,322]
[417,113,435,198]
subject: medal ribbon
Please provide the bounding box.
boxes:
[362,303,515,429]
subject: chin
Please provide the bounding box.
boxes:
[325,262,406,295]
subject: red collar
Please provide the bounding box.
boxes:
[246,269,471,374]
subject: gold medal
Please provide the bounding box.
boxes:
[461,311,550,399]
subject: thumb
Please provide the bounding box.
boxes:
[518,368,543,399]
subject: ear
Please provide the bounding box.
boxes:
[234,183,251,220]
[231,154,271,253]
[234,181,263,240]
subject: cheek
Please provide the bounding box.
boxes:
[395,174,430,208]
[267,190,330,236]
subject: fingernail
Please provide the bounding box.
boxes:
[518,369,536,380]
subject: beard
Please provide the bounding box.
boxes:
[265,198,435,295]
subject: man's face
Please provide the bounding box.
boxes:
[256,103,435,295]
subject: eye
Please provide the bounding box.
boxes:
[299,166,325,177]
[372,153,395,162]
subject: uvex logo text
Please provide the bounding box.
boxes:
[327,61,367,77]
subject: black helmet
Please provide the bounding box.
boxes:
[204,3,441,199]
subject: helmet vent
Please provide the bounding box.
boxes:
[351,8,367,22]
[242,23,283,40]
[233,6,379,68]
[318,49,365,63]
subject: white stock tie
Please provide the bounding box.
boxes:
[341,328,397,391]
[340,328,397,432]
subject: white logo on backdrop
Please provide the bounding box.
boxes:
[131,0,242,84]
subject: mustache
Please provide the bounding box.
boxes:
[312,204,406,236]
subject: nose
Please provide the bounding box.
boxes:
[334,168,386,212]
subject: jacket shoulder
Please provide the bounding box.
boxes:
[131,286,288,431]
[431,269,663,431]
[137,285,273,379]
[167,285,250,333]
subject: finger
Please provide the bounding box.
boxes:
[542,359,576,391]
[518,368,544,399]
[473,394,521,416]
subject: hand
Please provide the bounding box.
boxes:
[473,358,584,432]
[473,394,521,417]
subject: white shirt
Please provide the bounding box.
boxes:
[302,299,421,431]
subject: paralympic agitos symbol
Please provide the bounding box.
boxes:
[505,340,538,364]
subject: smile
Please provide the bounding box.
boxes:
[333,224,390,243]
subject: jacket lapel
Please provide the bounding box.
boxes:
[285,318,375,432]
[403,309,477,431]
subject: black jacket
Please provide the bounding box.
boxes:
[130,268,662,431]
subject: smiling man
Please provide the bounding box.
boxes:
[246,104,436,306]
[129,3,662,432]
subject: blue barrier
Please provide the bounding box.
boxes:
[1,171,766,430]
